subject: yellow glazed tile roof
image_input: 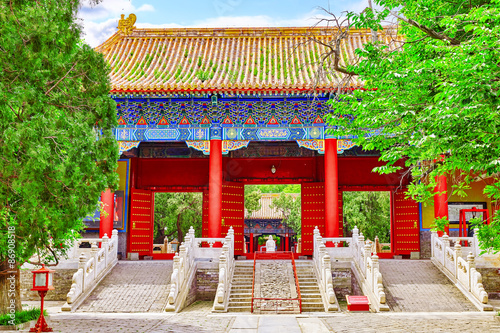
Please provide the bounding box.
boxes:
[96,21,398,92]
[246,193,300,219]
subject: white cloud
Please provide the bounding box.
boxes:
[80,18,120,47]
[80,0,371,47]
[78,0,155,46]
[137,4,154,12]
[78,0,138,21]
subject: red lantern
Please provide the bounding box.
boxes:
[30,264,54,332]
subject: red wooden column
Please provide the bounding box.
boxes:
[250,233,254,253]
[325,138,339,237]
[99,189,114,238]
[434,174,449,235]
[208,129,222,238]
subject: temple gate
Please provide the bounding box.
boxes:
[93,19,421,259]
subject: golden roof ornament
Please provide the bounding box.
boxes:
[117,13,136,35]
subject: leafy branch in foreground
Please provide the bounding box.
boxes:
[316,0,500,253]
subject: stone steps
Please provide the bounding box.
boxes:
[296,262,324,312]
[227,262,255,312]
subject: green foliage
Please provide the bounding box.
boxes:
[0,0,118,267]
[469,216,500,254]
[325,0,500,252]
[430,217,450,232]
[153,193,202,243]
[196,70,211,82]
[252,184,301,194]
[244,186,261,217]
[0,307,47,326]
[270,193,301,234]
[343,192,390,243]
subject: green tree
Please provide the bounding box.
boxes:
[0,0,117,313]
[322,0,500,253]
[343,192,391,243]
[244,185,262,217]
[270,194,301,234]
[153,193,202,243]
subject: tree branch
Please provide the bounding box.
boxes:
[392,12,461,45]
[45,61,78,96]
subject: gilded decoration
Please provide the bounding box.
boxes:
[337,139,356,153]
[222,141,250,155]
[186,140,210,155]
[297,140,325,154]
[117,14,136,35]
[118,141,140,154]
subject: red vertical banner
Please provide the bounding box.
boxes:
[221,182,245,255]
[128,189,153,256]
[301,182,325,255]
[392,190,420,255]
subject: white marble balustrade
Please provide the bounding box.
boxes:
[430,231,489,308]
[63,230,118,310]
[313,226,387,311]
[213,227,234,311]
[165,226,235,312]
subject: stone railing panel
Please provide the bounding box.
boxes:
[322,237,353,260]
[213,228,235,311]
[313,226,388,311]
[166,226,236,312]
[430,231,491,310]
[63,230,119,310]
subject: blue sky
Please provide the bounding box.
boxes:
[78,0,369,46]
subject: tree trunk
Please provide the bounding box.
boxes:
[0,260,22,315]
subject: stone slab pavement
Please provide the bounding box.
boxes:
[12,301,500,333]
[77,261,173,313]
[379,259,477,312]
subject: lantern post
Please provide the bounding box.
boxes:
[30,264,54,332]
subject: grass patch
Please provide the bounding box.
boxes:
[0,307,47,326]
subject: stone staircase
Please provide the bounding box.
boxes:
[227,261,254,312]
[295,261,325,312]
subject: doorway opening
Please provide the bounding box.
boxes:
[244,184,301,253]
[342,191,391,254]
[152,192,202,257]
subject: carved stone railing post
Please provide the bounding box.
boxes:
[431,230,437,258]
[454,242,462,278]
[90,241,98,281]
[473,228,480,256]
[371,253,386,304]
[101,233,109,267]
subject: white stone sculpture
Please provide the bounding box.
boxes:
[266,235,276,252]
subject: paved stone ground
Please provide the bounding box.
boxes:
[322,313,500,333]
[77,261,173,312]
[15,301,500,333]
[379,259,477,312]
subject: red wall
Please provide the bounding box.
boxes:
[324,156,408,187]
[138,158,209,188]
[135,156,409,188]
[223,157,318,183]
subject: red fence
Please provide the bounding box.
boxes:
[251,251,302,314]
